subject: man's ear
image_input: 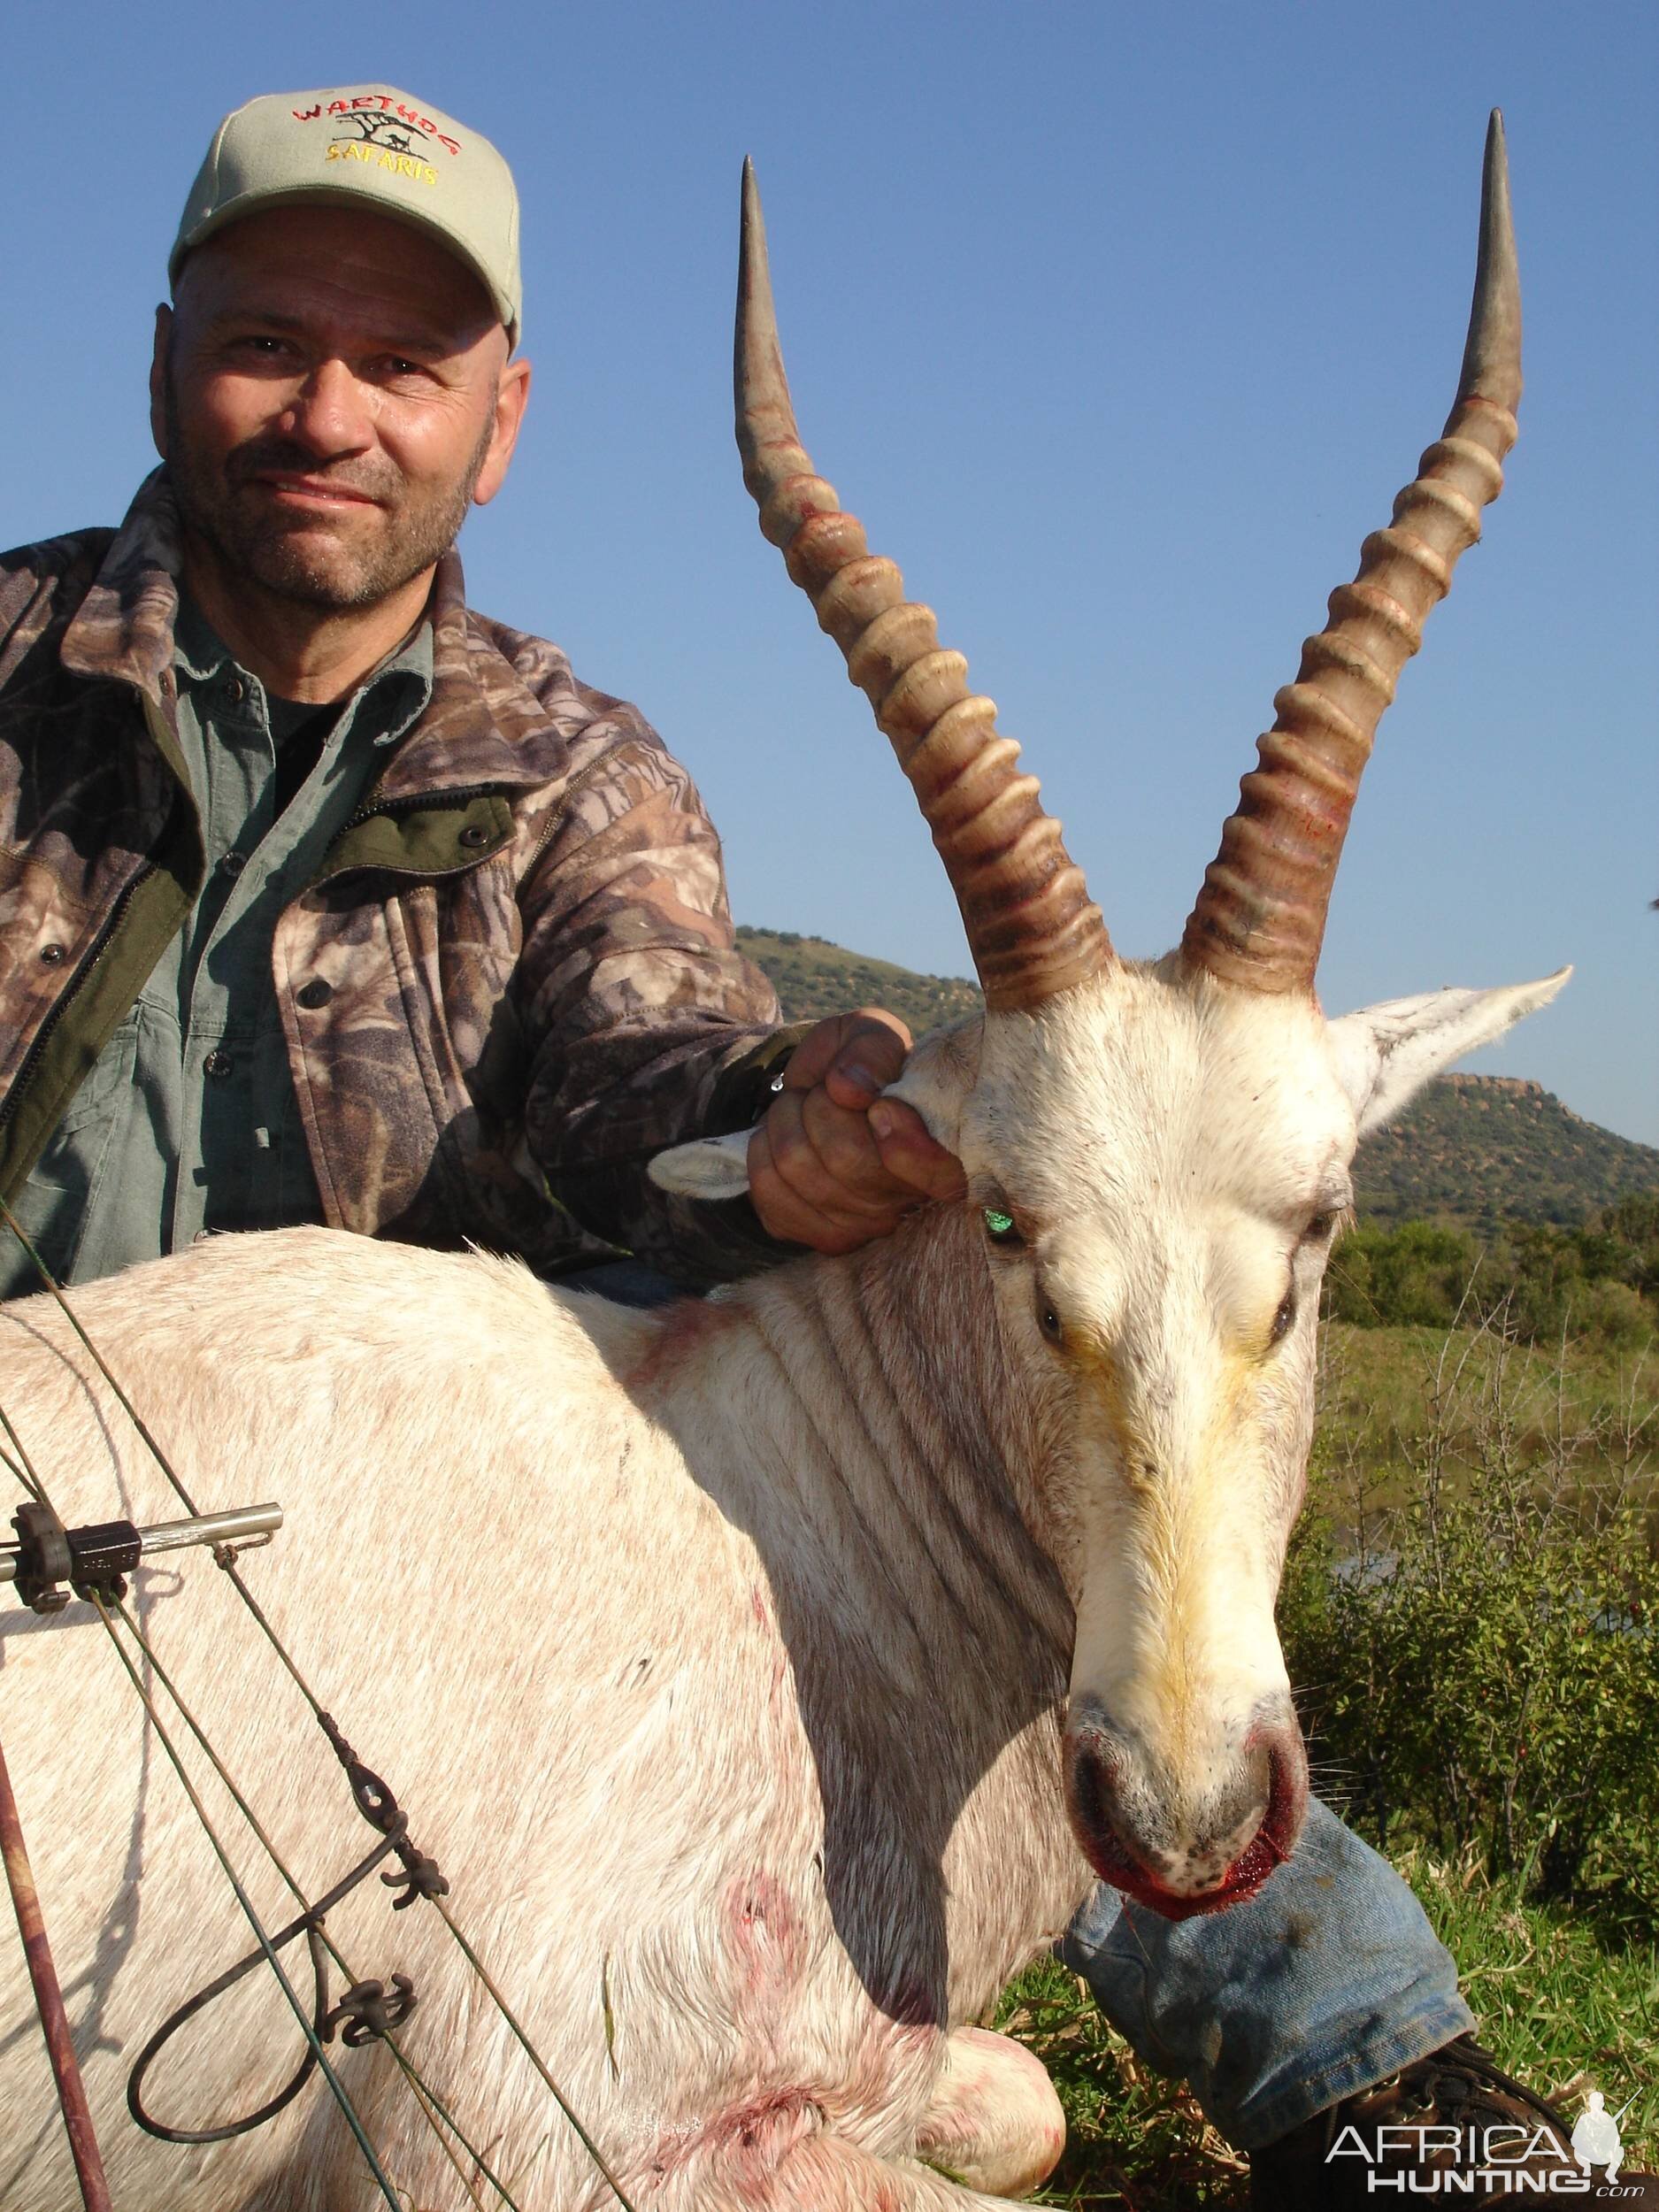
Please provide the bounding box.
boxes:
[472,353,531,508]
[1326,969,1571,1139]
[647,1017,983,1203]
[150,303,173,460]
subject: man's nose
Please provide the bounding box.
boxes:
[280,357,375,456]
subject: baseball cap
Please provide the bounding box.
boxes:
[169,85,521,345]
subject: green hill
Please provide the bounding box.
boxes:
[735,926,1658,1232]
[735,926,982,1037]
[1354,1073,1659,1234]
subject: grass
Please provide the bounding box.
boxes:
[995,1855,1659,2208]
[995,1955,1248,2208]
[1401,1847,1659,2160]
[1315,1318,1656,1509]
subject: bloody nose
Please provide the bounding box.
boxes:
[1064,1696,1307,1919]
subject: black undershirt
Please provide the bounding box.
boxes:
[265,695,342,818]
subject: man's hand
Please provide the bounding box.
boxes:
[747,1010,966,1255]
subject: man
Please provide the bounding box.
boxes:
[0,88,959,1302]
[0,84,1571,2205]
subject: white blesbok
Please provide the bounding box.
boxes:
[0,117,1563,2211]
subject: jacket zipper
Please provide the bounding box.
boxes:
[309,784,518,889]
[521,753,622,874]
[342,754,614,854]
[337,782,506,833]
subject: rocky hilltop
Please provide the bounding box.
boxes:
[1355,1071,1657,1233]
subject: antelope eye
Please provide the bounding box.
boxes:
[1303,1210,1339,1245]
[1038,1299,1064,1345]
[1269,1290,1298,1346]
[983,1207,1023,1247]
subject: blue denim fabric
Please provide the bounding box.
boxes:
[560,1258,685,1307]
[1060,1795,1475,2150]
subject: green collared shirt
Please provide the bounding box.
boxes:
[0,599,432,1297]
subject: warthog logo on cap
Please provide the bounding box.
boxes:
[290,93,462,158]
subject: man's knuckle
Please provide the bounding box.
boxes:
[764,1098,809,1160]
[807,1118,877,1186]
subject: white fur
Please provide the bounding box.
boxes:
[0,956,1563,2209]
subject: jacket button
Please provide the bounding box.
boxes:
[39,942,65,965]
[220,851,248,879]
[204,1049,234,1078]
[458,824,493,849]
[296,979,334,1010]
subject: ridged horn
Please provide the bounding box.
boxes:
[736,159,1112,1012]
[1182,111,1521,995]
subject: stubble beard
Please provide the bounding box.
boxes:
[164,365,495,613]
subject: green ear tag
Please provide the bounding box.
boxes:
[983,1208,1016,1240]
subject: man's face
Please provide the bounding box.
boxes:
[152,204,530,611]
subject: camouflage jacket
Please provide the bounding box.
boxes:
[0,472,805,1283]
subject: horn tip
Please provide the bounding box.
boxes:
[739,157,769,280]
[1457,105,1521,416]
[1482,109,1512,204]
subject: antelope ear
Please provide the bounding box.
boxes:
[881,1016,981,1159]
[649,1126,753,1200]
[1326,969,1571,1139]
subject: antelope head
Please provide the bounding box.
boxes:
[657,117,1567,1918]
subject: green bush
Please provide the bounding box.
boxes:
[1576,1279,1655,1352]
[1322,1202,1656,1346]
[1602,1191,1659,1300]
[1325,1220,1483,1329]
[1281,1326,1659,1929]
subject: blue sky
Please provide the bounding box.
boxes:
[8,2,1655,1143]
